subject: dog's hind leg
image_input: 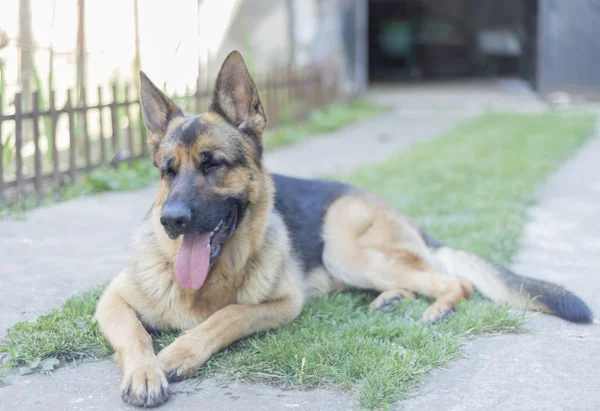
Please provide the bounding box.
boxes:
[322,194,473,322]
[369,288,417,312]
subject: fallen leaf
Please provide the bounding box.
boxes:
[39,358,60,372]
[19,367,34,376]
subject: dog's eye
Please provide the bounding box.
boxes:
[203,160,223,174]
[161,164,176,179]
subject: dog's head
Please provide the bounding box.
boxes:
[139,51,268,290]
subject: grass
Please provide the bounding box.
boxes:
[0,160,159,219]
[0,99,388,219]
[264,98,390,150]
[0,112,596,408]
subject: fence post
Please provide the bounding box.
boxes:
[273,67,282,125]
[124,84,134,159]
[32,91,42,199]
[287,65,294,107]
[97,85,106,164]
[139,100,148,158]
[195,75,202,114]
[273,69,282,126]
[81,87,91,171]
[110,83,120,159]
[66,89,76,183]
[184,85,191,111]
[315,67,325,109]
[264,71,274,127]
[0,91,4,202]
[49,89,59,192]
[14,93,23,196]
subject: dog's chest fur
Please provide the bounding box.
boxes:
[125,206,299,331]
[125,215,235,330]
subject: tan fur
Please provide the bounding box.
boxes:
[303,266,348,298]
[322,193,474,323]
[433,247,550,313]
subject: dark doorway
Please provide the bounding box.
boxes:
[367,0,536,84]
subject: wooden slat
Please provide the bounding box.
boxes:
[139,101,148,158]
[124,84,134,159]
[316,68,326,108]
[98,86,106,164]
[287,65,294,107]
[273,67,281,126]
[195,76,202,113]
[265,72,274,125]
[110,83,119,157]
[0,92,4,201]
[66,89,76,183]
[280,66,287,114]
[185,85,191,111]
[298,68,307,120]
[81,87,91,171]
[294,67,302,121]
[0,103,114,121]
[32,91,42,198]
[14,93,23,195]
[4,157,139,189]
[49,90,60,191]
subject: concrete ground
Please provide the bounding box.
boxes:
[2,80,597,410]
[400,135,600,411]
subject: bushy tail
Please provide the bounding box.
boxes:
[423,233,593,323]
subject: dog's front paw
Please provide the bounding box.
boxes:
[158,336,212,382]
[121,361,170,407]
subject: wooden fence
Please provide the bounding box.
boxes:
[0,65,336,202]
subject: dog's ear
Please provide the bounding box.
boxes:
[210,50,267,140]
[139,71,183,146]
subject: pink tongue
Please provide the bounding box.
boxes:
[175,234,211,289]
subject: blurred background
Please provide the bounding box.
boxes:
[1,0,599,202]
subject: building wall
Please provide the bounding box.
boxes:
[211,0,367,94]
[537,0,600,95]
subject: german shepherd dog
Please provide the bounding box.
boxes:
[95,51,593,407]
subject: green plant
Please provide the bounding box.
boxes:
[2,112,595,409]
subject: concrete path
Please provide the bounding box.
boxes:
[1,80,579,411]
[400,134,600,411]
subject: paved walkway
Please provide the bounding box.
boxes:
[3,81,593,411]
[400,134,600,411]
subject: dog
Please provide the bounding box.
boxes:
[95,50,593,407]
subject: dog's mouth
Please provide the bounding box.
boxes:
[174,205,239,290]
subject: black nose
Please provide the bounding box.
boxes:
[160,202,191,234]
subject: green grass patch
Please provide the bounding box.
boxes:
[264,98,390,150]
[0,285,111,376]
[0,112,595,408]
[0,160,159,219]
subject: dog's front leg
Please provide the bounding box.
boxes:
[95,273,170,407]
[157,294,303,380]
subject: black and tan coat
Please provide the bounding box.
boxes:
[95,51,593,408]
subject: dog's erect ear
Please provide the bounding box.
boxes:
[139,71,183,144]
[210,50,267,140]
